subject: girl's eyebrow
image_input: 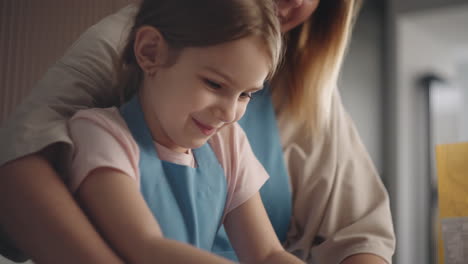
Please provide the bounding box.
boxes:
[202,66,235,85]
[202,66,264,91]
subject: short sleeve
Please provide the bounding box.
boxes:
[67,108,140,193]
[210,123,269,216]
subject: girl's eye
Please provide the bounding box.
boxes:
[204,79,222,89]
[239,92,252,99]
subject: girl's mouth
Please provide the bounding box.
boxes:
[192,118,216,136]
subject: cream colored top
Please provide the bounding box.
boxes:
[0,4,395,263]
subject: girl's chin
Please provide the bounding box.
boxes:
[187,138,209,150]
[172,137,209,152]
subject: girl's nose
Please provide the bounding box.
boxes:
[214,99,237,124]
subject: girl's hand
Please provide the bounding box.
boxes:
[224,193,304,264]
[77,167,234,264]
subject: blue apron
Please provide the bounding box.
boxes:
[120,96,227,250]
[211,87,292,260]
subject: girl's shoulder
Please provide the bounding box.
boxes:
[70,107,136,148]
[67,107,141,192]
[71,107,127,129]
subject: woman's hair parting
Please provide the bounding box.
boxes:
[117,0,282,103]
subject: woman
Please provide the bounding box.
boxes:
[0,0,395,263]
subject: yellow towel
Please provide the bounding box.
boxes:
[436,142,468,264]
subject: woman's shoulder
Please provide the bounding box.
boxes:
[86,4,137,39]
[65,4,137,51]
[57,5,138,107]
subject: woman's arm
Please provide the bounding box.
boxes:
[0,4,138,263]
[0,146,124,264]
[224,193,304,264]
[77,167,234,264]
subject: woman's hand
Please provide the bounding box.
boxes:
[0,150,125,264]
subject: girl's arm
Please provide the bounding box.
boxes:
[0,146,125,264]
[342,254,388,264]
[77,167,235,264]
[224,193,304,264]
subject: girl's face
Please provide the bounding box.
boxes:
[275,0,320,32]
[140,36,270,153]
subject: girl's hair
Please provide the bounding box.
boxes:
[272,0,363,133]
[118,0,282,103]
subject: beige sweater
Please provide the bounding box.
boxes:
[0,5,395,263]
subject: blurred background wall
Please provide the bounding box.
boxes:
[339,0,385,173]
[0,0,130,124]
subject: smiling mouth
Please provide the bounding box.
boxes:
[192,118,216,136]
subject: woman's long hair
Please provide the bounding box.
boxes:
[273,0,362,134]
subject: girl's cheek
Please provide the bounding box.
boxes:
[235,107,247,121]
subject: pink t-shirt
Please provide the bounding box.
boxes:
[67,107,269,217]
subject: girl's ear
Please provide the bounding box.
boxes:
[134,26,168,75]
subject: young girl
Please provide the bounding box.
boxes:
[65,0,303,263]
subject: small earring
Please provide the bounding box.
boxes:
[148,70,156,77]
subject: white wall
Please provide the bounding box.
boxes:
[456,63,468,142]
[395,18,456,264]
[430,62,468,146]
[431,81,465,145]
[339,0,384,173]
[393,0,468,13]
